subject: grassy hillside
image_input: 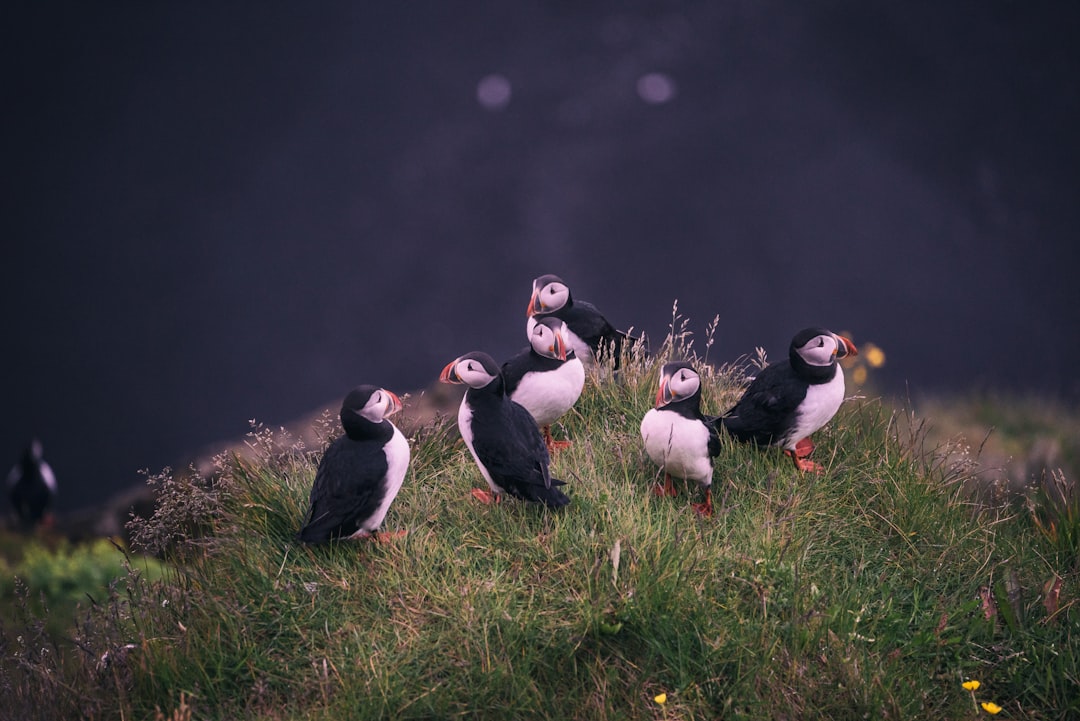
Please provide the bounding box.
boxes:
[4,330,1078,720]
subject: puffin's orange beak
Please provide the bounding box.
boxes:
[439,359,461,384]
[551,330,567,361]
[384,390,403,416]
[835,335,858,359]
[527,287,543,317]
[655,374,673,408]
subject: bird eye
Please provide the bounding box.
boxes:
[817,339,824,347]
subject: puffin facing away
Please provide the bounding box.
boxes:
[640,362,721,516]
[526,274,638,371]
[502,316,586,451]
[440,351,570,508]
[7,438,57,530]
[720,328,857,472]
[298,386,410,544]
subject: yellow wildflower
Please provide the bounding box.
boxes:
[962,680,981,691]
[981,701,1002,714]
[654,693,667,705]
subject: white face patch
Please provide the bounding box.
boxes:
[456,359,497,389]
[530,319,567,359]
[795,334,839,367]
[359,390,388,423]
[668,367,700,401]
[539,281,569,313]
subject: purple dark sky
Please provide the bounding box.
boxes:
[4,2,1079,511]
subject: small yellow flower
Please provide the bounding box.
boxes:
[981,701,1002,714]
[654,693,667,705]
[962,680,981,691]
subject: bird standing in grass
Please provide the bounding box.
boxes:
[526,273,639,371]
[502,316,585,452]
[7,438,57,531]
[298,385,410,544]
[720,328,857,472]
[640,361,720,516]
[440,351,570,508]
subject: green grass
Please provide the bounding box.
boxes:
[5,330,1079,720]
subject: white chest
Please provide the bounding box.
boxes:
[357,425,410,533]
[640,408,714,485]
[457,398,501,494]
[510,359,585,426]
[785,369,846,448]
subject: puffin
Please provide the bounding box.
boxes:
[640,362,721,516]
[526,274,638,371]
[439,351,570,508]
[720,328,857,472]
[502,316,586,451]
[6,438,57,530]
[298,385,410,544]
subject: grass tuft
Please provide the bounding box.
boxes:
[3,310,1079,719]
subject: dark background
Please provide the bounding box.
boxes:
[4,2,1079,512]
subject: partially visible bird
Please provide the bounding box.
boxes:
[720,328,857,472]
[502,316,585,451]
[526,274,639,371]
[298,385,410,544]
[7,438,57,530]
[640,361,721,516]
[440,351,570,508]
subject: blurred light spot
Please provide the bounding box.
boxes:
[853,366,868,386]
[637,72,677,104]
[864,343,886,368]
[477,74,512,111]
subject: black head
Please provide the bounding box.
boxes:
[788,328,858,381]
[528,274,571,317]
[340,385,403,439]
[439,351,503,392]
[654,361,703,410]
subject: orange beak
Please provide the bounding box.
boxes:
[439,359,462,384]
[527,287,543,317]
[835,335,858,359]
[384,389,404,416]
[655,374,673,408]
[550,330,567,361]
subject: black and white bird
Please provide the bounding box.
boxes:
[526,274,638,371]
[298,385,410,544]
[720,328,857,472]
[502,316,586,451]
[440,351,570,508]
[640,362,721,516]
[7,438,57,530]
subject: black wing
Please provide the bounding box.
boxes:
[702,413,724,458]
[298,437,388,543]
[560,300,642,370]
[471,400,569,507]
[720,361,805,446]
